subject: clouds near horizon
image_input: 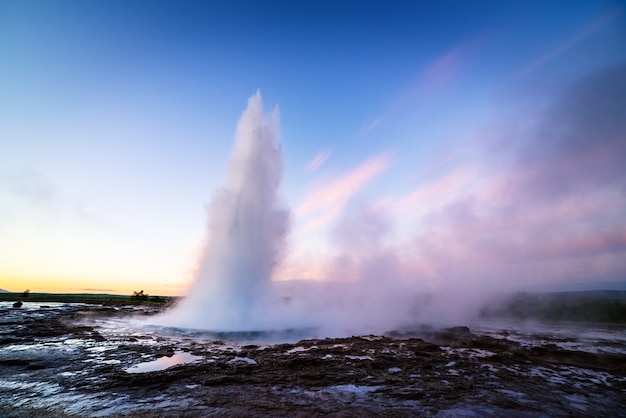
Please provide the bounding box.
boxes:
[283,63,626,295]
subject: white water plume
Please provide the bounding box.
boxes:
[160,91,289,331]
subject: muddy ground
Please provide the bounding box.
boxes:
[1,302,625,417]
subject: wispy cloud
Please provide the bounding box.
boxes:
[516,6,623,77]
[419,46,465,93]
[355,117,383,138]
[357,40,476,138]
[0,167,97,226]
[296,153,391,234]
[392,166,478,213]
[305,150,332,172]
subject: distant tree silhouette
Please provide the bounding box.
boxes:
[131,290,148,301]
[21,289,30,298]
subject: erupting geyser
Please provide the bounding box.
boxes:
[161,91,289,331]
[155,92,455,336]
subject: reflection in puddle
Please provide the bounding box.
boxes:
[125,352,202,373]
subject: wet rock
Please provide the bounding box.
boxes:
[0,359,30,367]
[26,362,48,370]
[1,303,625,417]
[0,337,20,346]
[154,347,176,356]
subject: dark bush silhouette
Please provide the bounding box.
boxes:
[131,290,148,301]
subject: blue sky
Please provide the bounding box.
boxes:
[1,0,625,295]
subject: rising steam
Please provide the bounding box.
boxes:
[155,92,495,336]
[160,91,289,331]
[156,65,626,337]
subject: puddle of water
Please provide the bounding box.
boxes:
[228,356,257,365]
[0,302,77,311]
[125,352,202,373]
[472,320,626,355]
[325,384,382,395]
[346,355,373,360]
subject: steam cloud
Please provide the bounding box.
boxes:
[305,64,625,303]
[158,64,626,337]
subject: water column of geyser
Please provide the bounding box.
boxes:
[163,91,289,331]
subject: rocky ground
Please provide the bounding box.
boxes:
[1,302,625,417]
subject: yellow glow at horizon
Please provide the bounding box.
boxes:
[0,273,189,297]
[0,223,193,296]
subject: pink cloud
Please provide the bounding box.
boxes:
[406,160,626,265]
[418,46,464,93]
[296,205,343,237]
[295,153,391,234]
[355,117,383,138]
[392,166,477,213]
[305,150,332,172]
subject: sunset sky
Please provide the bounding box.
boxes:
[1,1,625,296]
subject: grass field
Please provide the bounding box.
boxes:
[480,290,626,324]
[0,291,176,306]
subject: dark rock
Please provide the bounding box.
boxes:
[2,303,625,417]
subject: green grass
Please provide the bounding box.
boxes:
[0,292,177,306]
[480,291,626,324]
